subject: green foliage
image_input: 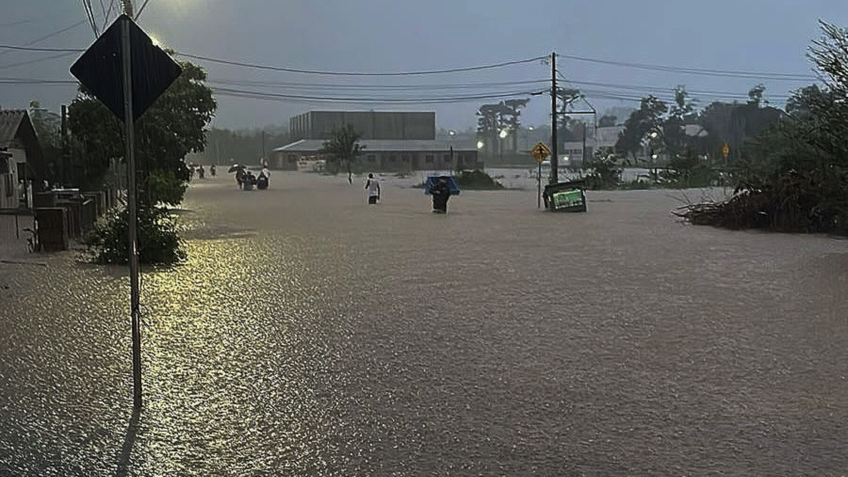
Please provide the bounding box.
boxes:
[319,124,365,183]
[83,206,186,265]
[194,127,289,165]
[147,170,188,206]
[598,115,617,127]
[615,95,668,164]
[454,169,504,190]
[584,148,622,190]
[682,21,848,235]
[29,100,63,185]
[68,57,216,195]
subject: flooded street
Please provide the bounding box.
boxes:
[1,172,846,476]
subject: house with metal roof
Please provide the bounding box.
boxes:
[271,111,480,172]
[0,110,46,206]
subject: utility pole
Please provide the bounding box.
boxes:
[122,0,134,18]
[261,130,266,166]
[61,105,68,187]
[550,52,558,184]
[582,122,587,168]
[120,4,143,409]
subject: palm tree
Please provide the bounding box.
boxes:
[320,124,365,184]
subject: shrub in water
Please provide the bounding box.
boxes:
[83,206,186,265]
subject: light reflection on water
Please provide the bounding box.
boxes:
[134,237,345,475]
[1,175,846,476]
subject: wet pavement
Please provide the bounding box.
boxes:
[1,172,846,476]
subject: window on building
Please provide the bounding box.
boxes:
[390,155,397,162]
[367,155,376,162]
[288,154,297,163]
[402,155,410,162]
[425,155,434,163]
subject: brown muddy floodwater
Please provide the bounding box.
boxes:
[0,172,846,476]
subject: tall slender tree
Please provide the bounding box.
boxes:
[320,124,365,184]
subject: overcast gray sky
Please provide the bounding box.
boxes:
[2,0,846,135]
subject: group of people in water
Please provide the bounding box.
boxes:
[189,164,216,181]
[236,167,270,191]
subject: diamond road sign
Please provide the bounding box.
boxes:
[531,142,551,162]
[70,14,181,122]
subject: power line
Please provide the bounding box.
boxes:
[136,0,154,20]
[0,52,79,70]
[0,20,87,58]
[206,78,549,91]
[178,52,549,76]
[0,44,84,53]
[557,53,816,81]
[210,86,539,104]
[0,20,35,28]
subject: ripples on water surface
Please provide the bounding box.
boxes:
[0,174,846,475]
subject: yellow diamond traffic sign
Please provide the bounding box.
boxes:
[531,142,551,162]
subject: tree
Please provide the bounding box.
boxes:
[598,115,617,127]
[748,84,767,107]
[29,100,62,185]
[501,99,529,152]
[72,57,216,264]
[320,124,365,184]
[615,95,668,165]
[681,21,848,235]
[68,57,216,203]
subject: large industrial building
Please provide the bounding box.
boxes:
[271,111,480,172]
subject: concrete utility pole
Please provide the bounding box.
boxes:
[61,105,68,187]
[120,16,143,409]
[122,0,134,17]
[550,52,558,184]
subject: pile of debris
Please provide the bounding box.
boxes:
[676,171,848,235]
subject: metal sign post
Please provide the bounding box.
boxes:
[120,19,143,410]
[71,13,181,410]
[531,142,551,209]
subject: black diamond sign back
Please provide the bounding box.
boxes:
[70,14,182,122]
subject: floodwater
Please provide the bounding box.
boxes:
[0,172,846,476]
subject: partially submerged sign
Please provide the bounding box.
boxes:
[70,14,181,122]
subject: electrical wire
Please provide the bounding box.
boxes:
[557,53,816,81]
[210,86,539,104]
[136,0,154,20]
[0,20,88,58]
[81,0,99,36]
[0,45,84,53]
[0,52,79,70]
[177,53,549,76]
[206,78,550,91]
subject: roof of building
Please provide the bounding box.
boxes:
[0,109,46,183]
[0,110,27,148]
[273,139,477,153]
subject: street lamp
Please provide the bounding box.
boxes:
[448,130,456,171]
[499,129,509,164]
[477,141,484,149]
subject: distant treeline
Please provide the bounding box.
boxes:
[188,127,290,166]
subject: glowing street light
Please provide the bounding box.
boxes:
[477,141,484,149]
[499,129,509,139]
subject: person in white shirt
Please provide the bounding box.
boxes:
[365,173,380,205]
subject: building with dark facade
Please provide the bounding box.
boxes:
[289,111,436,141]
[272,111,479,172]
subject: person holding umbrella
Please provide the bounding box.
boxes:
[229,164,245,189]
[430,175,451,213]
